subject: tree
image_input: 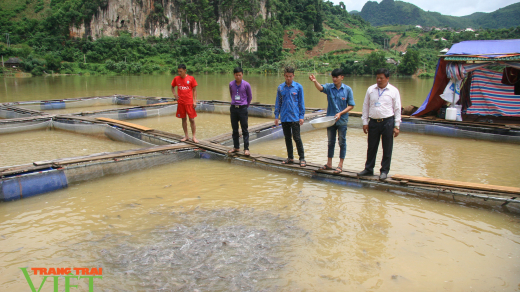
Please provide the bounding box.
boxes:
[364,51,386,74]
[398,49,420,75]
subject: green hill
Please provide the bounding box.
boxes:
[466,2,520,29]
[359,0,520,29]
[0,0,518,77]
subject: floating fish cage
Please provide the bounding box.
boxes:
[0,95,519,213]
[399,119,520,143]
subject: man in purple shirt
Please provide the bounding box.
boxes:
[228,67,253,156]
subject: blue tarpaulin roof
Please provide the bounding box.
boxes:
[446,39,520,56]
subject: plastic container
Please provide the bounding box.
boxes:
[454,105,462,121]
[445,107,457,121]
[310,116,336,129]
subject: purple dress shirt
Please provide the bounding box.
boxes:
[229,80,253,106]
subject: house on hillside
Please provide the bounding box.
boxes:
[3,57,21,68]
[386,58,399,65]
[415,25,422,29]
[440,48,449,53]
[465,28,475,32]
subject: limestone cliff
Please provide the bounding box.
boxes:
[70,0,270,54]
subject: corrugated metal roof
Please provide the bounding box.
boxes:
[443,55,520,61]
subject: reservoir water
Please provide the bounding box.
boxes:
[1,74,519,291]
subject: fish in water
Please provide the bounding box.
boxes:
[90,208,308,291]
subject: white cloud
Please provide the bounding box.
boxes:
[329,0,519,16]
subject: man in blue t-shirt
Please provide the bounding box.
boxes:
[275,67,306,167]
[309,69,355,174]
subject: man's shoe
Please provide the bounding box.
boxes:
[379,172,388,180]
[357,169,373,176]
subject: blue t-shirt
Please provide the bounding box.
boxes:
[321,83,355,126]
[275,81,305,122]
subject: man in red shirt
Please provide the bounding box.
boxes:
[171,64,199,143]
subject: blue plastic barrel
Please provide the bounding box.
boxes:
[115,97,131,105]
[1,170,68,201]
[311,175,363,188]
[118,108,147,120]
[200,152,212,159]
[41,101,66,110]
[147,98,169,105]
[424,125,458,137]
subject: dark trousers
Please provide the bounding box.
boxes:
[364,116,394,174]
[230,105,249,150]
[281,122,305,160]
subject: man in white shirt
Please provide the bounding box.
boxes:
[357,68,401,180]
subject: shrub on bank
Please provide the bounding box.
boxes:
[418,72,435,78]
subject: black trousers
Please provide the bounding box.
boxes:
[364,116,394,174]
[281,122,305,160]
[230,105,249,150]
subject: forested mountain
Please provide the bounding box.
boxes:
[0,0,375,59]
[0,0,518,77]
[0,0,378,74]
[359,0,520,29]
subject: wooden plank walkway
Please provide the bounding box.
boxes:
[391,174,520,195]
[95,117,154,131]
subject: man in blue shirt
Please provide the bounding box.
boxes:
[309,68,355,174]
[275,67,306,167]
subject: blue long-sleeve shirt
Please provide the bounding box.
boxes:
[321,83,355,126]
[275,81,305,122]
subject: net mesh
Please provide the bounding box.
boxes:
[52,120,156,147]
[0,108,34,119]
[15,97,114,111]
[64,150,197,184]
[400,122,520,143]
[88,105,178,120]
[0,119,52,134]
[197,104,275,118]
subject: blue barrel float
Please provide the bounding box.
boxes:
[248,106,273,118]
[0,169,68,201]
[118,108,147,120]
[115,96,131,105]
[311,174,363,188]
[146,98,169,105]
[41,101,66,110]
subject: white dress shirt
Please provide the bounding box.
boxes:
[361,83,402,127]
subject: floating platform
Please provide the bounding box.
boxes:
[0,96,519,213]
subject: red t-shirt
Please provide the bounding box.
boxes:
[171,75,198,104]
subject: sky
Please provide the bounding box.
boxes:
[330,0,520,17]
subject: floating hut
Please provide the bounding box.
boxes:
[407,39,520,142]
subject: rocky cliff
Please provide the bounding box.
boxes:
[70,0,270,54]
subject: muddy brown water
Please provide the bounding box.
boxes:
[1,75,519,291]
